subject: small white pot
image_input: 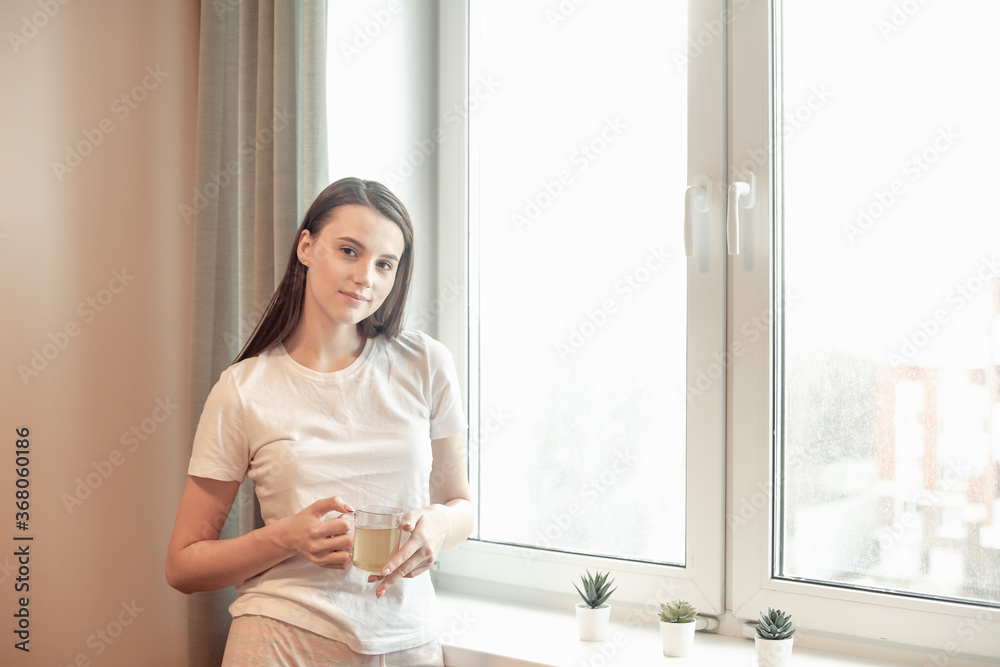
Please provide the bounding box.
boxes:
[755,636,794,667]
[659,620,696,657]
[575,603,610,641]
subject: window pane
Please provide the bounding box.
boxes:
[779,0,1000,604]
[474,0,687,565]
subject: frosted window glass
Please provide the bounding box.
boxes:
[474,0,688,565]
[779,0,1000,604]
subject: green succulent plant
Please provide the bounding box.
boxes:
[657,599,698,623]
[755,608,796,640]
[572,570,616,609]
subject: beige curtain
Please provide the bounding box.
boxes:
[187,1,328,664]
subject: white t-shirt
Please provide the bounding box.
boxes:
[187,330,467,654]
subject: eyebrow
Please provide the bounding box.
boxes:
[337,236,400,262]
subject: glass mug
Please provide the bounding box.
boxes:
[349,506,403,575]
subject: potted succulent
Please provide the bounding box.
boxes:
[573,570,616,641]
[657,599,698,657]
[754,608,796,667]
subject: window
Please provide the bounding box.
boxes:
[732,0,999,657]
[436,0,726,613]
[429,0,999,659]
[778,0,999,607]
[473,0,687,566]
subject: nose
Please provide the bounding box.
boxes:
[353,261,374,287]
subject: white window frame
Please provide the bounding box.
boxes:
[728,0,1000,660]
[433,0,728,617]
[433,1,999,658]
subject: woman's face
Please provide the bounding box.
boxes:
[298,204,406,331]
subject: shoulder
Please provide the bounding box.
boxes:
[377,330,456,368]
[216,345,283,389]
[382,329,451,356]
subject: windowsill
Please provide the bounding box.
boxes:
[434,588,916,667]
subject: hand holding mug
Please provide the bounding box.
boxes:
[367,504,453,598]
[350,506,404,575]
[276,496,355,569]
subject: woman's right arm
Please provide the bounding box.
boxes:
[165,475,355,594]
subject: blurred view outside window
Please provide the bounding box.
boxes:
[473,0,687,565]
[779,0,1000,605]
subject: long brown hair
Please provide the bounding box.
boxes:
[234,177,415,364]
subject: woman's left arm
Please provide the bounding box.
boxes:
[372,432,473,597]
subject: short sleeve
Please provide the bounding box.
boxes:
[427,339,467,440]
[187,369,250,482]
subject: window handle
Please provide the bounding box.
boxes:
[727,173,756,255]
[684,175,712,257]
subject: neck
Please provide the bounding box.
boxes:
[284,312,366,373]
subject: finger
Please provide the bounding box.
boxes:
[308,495,354,518]
[403,562,432,579]
[306,542,353,566]
[305,523,352,551]
[317,515,354,537]
[312,533,353,554]
[303,535,352,565]
[379,540,420,578]
[316,550,352,568]
[374,558,414,597]
[376,545,423,598]
[377,560,430,597]
[399,509,422,532]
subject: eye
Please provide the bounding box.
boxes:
[340,247,358,257]
[377,260,395,271]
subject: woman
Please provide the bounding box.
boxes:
[166,177,473,666]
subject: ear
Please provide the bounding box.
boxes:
[297,229,314,266]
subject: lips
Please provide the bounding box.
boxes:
[341,291,369,304]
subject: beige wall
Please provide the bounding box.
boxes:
[0,1,198,664]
